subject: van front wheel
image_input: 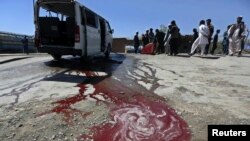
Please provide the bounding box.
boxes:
[105,44,111,58]
[51,54,62,61]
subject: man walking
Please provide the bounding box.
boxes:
[238,21,248,56]
[204,19,214,55]
[189,20,209,56]
[228,16,247,56]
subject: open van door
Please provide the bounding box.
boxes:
[84,9,101,56]
[104,21,113,57]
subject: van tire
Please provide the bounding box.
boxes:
[51,54,62,60]
[105,44,111,58]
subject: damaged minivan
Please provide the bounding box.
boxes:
[34,0,113,60]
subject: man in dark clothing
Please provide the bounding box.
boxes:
[239,22,247,56]
[205,19,214,55]
[192,28,199,43]
[154,29,166,54]
[149,28,155,43]
[22,36,29,55]
[210,30,220,55]
[145,30,150,45]
[133,32,140,54]
[222,25,231,55]
[141,34,147,47]
[169,20,180,56]
[191,28,199,54]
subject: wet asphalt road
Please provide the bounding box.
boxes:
[0,54,190,141]
[1,53,250,141]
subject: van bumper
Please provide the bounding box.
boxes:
[37,46,82,56]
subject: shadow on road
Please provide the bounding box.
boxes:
[43,54,126,84]
[0,57,31,64]
[175,54,191,58]
[193,56,221,59]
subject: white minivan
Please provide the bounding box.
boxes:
[34,0,113,60]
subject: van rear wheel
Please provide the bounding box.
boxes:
[51,54,62,60]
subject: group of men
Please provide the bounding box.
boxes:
[134,16,248,57]
[133,20,180,55]
[190,16,248,57]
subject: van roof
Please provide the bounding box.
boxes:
[37,0,107,21]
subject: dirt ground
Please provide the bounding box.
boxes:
[0,53,249,141]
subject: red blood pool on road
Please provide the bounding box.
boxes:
[78,76,191,141]
[80,95,190,141]
[37,84,91,124]
[39,71,191,141]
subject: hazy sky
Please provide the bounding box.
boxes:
[0,0,249,38]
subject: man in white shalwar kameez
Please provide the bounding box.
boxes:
[190,20,209,56]
[228,16,247,56]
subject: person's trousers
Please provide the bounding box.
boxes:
[223,45,229,55]
[134,46,139,54]
[169,38,178,55]
[156,42,164,54]
[229,38,242,55]
[210,44,217,54]
[204,38,211,55]
[190,39,206,56]
[239,40,245,54]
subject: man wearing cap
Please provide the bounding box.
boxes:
[228,16,247,56]
[205,19,214,55]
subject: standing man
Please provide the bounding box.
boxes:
[22,36,29,55]
[228,16,247,56]
[169,20,180,56]
[145,30,150,45]
[210,29,220,55]
[192,28,199,54]
[192,28,199,43]
[205,19,214,55]
[164,24,172,55]
[133,32,140,54]
[189,20,209,56]
[238,22,248,56]
[222,25,231,55]
[141,34,146,47]
[149,28,155,43]
[154,29,166,54]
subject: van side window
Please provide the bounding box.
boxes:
[85,10,97,28]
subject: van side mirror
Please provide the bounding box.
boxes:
[111,29,114,34]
